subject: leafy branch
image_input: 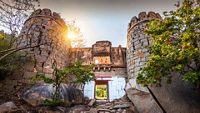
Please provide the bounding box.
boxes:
[30,60,95,106]
[137,0,200,88]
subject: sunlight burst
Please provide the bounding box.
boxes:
[67,31,77,40]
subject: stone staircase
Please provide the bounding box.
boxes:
[83,95,137,113]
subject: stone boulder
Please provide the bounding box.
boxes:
[22,83,84,107]
[0,101,19,113]
[37,106,67,113]
[68,105,90,113]
[37,105,90,113]
[126,88,163,113]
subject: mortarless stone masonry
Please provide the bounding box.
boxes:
[16,8,70,75]
[126,11,161,91]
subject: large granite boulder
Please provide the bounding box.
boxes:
[149,74,200,113]
[126,88,163,113]
[36,105,90,113]
[22,83,84,107]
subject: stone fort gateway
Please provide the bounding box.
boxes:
[15,9,200,113]
[68,11,161,102]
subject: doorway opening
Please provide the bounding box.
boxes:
[95,81,109,100]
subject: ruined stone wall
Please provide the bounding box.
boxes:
[69,48,93,65]
[111,47,126,67]
[69,41,127,67]
[126,11,161,91]
[69,41,127,77]
[16,8,70,74]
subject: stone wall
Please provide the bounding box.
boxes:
[69,41,127,77]
[111,47,126,67]
[94,68,127,77]
[126,11,161,91]
[16,8,70,75]
[69,48,93,65]
[70,41,126,67]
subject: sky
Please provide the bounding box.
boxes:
[40,0,179,47]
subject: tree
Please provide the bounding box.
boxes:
[0,0,39,36]
[0,0,39,49]
[31,60,95,106]
[0,0,40,61]
[0,0,40,79]
[137,0,200,88]
[67,20,86,48]
[0,31,29,79]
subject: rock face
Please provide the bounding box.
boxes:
[16,8,70,75]
[22,83,84,107]
[126,88,162,113]
[149,74,200,113]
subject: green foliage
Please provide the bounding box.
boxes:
[66,60,95,84]
[137,0,200,87]
[31,60,95,107]
[0,32,23,79]
[96,87,107,99]
[30,73,54,84]
[43,99,64,107]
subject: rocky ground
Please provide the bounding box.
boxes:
[0,78,137,113]
[89,96,136,113]
[0,95,136,113]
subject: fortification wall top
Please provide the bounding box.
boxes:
[128,11,162,32]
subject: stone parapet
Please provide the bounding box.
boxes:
[128,11,162,32]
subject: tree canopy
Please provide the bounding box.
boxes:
[31,60,95,106]
[0,0,39,36]
[67,21,86,48]
[137,0,200,87]
[0,31,28,79]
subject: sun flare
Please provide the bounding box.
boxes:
[67,31,77,40]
